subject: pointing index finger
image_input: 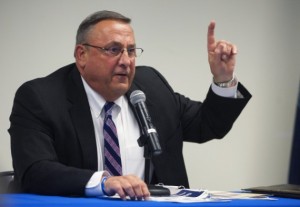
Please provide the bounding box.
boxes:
[207,20,216,52]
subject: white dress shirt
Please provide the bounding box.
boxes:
[81,78,144,196]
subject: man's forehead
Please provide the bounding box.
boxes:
[94,19,133,33]
[90,20,135,44]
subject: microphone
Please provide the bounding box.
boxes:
[130,90,162,156]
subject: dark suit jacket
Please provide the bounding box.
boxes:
[9,63,251,196]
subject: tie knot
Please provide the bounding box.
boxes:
[104,102,114,115]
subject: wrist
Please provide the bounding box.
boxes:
[213,74,238,88]
[101,176,113,196]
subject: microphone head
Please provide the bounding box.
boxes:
[130,90,146,105]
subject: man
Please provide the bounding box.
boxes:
[9,10,251,200]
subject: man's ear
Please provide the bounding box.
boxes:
[74,45,87,70]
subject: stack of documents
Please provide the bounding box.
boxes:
[148,185,275,203]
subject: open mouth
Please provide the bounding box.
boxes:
[114,73,129,82]
[117,73,127,76]
[115,72,128,77]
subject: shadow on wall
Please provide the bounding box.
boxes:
[289,82,300,185]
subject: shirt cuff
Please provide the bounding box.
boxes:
[85,171,110,197]
[211,81,238,98]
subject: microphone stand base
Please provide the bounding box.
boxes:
[148,185,170,196]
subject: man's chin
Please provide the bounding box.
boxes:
[114,84,130,96]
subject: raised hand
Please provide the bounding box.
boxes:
[207,21,237,83]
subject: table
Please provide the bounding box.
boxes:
[1,193,300,207]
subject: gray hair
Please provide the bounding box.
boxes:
[76,10,131,44]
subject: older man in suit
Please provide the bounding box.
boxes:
[9,10,251,200]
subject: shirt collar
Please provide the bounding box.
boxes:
[81,76,123,118]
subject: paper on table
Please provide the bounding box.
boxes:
[149,185,276,203]
[149,185,228,203]
[209,191,277,200]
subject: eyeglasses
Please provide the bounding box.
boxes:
[82,43,144,58]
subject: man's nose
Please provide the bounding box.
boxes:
[118,49,132,66]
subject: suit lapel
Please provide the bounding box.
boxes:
[67,66,98,170]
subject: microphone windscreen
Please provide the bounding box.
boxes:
[130,90,146,105]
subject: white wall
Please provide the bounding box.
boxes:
[0,0,299,191]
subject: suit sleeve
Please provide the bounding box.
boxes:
[9,81,94,196]
[178,83,252,143]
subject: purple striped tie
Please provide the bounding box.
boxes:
[103,102,122,176]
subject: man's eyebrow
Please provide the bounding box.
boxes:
[104,41,136,48]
